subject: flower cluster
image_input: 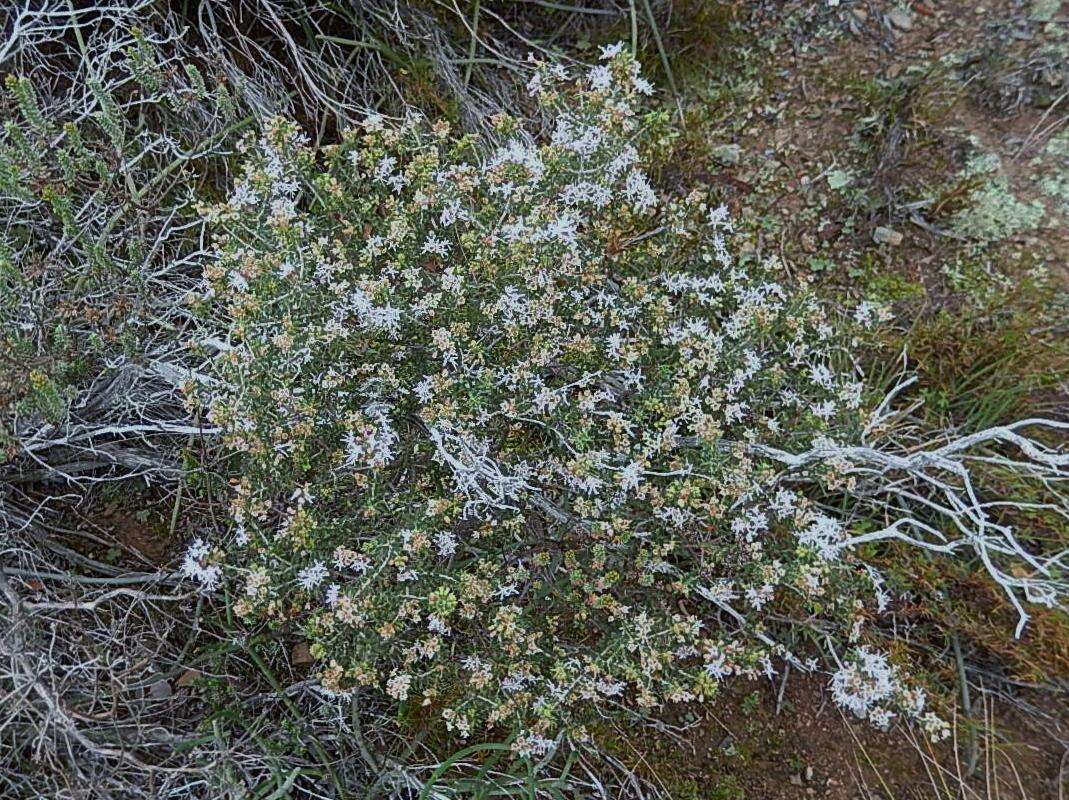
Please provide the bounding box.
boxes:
[832,648,950,740]
[189,50,928,747]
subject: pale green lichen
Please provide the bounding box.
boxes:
[1038,132,1069,214]
[1030,0,1062,22]
[1046,131,1069,161]
[1039,175,1069,214]
[950,151,1045,243]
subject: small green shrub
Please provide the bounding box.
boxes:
[183,51,1044,753]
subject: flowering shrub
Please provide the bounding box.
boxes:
[187,49,1064,752]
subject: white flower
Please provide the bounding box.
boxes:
[869,707,894,729]
[599,42,625,60]
[365,235,386,257]
[526,72,545,97]
[462,655,487,672]
[810,363,836,390]
[228,182,259,208]
[708,203,733,231]
[325,583,340,606]
[854,301,876,324]
[343,405,398,469]
[513,732,556,758]
[920,712,950,742]
[487,138,544,182]
[414,376,435,404]
[810,399,838,420]
[297,561,328,591]
[181,538,221,590]
[422,233,451,256]
[333,546,371,573]
[374,155,397,182]
[607,145,639,177]
[554,118,602,156]
[632,76,654,95]
[348,287,401,334]
[697,581,737,605]
[704,650,730,680]
[495,583,518,600]
[831,647,899,721]
[770,488,798,519]
[439,199,467,227]
[501,673,528,693]
[435,530,458,557]
[532,214,579,249]
[227,271,249,293]
[562,180,613,208]
[597,678,624,696]
[232,523,251,546]
[588,64,613,91]
[361,113,385,131]
[624,170,656,212]
[385,672,412,701]
[797,513,845,560]
[745,584,772,609]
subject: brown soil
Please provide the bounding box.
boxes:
[609,675,1068,799]
[684,0,1069,285]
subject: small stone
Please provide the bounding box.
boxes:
[292,641,314,665]
[790,773,804,787]
[711,143,742,165]
[873,226,903,246]
[176,669,202,688]
[887,8,914,30]
[852,9,868,22]
[149,678,172,700]
[817,222,842,242]
[805,766,814,781]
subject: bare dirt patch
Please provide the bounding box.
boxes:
[605,675,1068,799]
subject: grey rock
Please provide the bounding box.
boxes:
[149,678,173,700]
[873,226,904,246]
[887,8,914,31]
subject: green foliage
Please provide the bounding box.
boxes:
[185,51,970,756]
